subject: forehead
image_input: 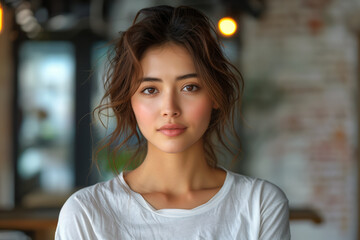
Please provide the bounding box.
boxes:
[140,43,196,74]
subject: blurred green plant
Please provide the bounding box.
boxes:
[96,148,143,180]
[242,78,284,112]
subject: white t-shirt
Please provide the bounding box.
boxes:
[55,169,290,239]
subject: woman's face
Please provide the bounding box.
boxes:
[131,43,217,154]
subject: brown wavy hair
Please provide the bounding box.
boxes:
[93,5,244,173]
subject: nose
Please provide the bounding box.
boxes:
[161,91,181,118]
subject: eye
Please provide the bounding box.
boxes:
[182,84,199,92]
[141,87,158,95]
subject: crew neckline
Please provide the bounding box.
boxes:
[119,167,233,217]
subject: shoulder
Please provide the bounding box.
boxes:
[225,170,290,239]
[61,175,128,214]
[226,170,288,205]
[55,176,127,239]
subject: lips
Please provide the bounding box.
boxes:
[158,124,187,137]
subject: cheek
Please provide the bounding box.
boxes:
[187,98,213,122]
[131,98,157,126]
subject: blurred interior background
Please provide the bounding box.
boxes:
[0,0,359,239]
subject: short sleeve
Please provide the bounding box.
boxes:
[55,192,97,240]
[258,181,291,240]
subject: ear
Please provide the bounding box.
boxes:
[213,102,219,109]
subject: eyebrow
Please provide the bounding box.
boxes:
[141,73,198,82]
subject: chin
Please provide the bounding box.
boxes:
[159,146,190,154]
[155,142,194,154]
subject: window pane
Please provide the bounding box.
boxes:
[17,41,75,207]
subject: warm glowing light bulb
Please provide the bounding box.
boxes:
[0,4,3,33]
[218,17,237,37]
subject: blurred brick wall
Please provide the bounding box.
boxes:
[241,0,358,239]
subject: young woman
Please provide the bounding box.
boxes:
[56,5,290,239]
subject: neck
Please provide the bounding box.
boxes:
[126,139,221,195]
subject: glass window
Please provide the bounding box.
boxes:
[17,41,75,207]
